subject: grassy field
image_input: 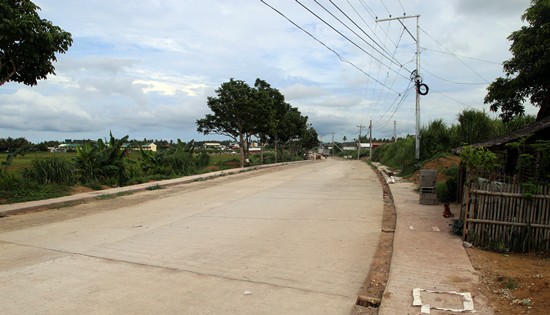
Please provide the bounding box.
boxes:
[0,150,298,204]
[0,152,76,173]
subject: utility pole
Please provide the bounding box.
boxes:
[393,120,397,142]
[377,14,421,160]
[357,124,365,160]
[369,120,373,159]
[331,131,335,157]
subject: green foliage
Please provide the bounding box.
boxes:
[502,115,537,133]
[459,146,500,175]
[138,139,198,177]
[504,277,519,290]
[531,140,550,183]
[436,182,450,203]
[197,78,315,167]
[0,171,70,203]
[73,132,129,186]
[506,138,550,184]
[484,0,550,121]
[74,142,100,183]
[371,136,418,176]
[0,137,31,152]
[23,157,76,185]
[0,0,73,86]
[146,184,163,191]
[457,109,498,145]
[194,152,210,170]
[420,119,454,160]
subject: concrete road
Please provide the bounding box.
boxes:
[0,159,383,315]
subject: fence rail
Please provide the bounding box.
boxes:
[464,181,550,253]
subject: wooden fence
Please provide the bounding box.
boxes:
[464,180,550,253]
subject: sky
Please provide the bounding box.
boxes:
[0,0,537,144]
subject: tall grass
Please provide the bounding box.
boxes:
[23,157,77,185]
[0,171,71,203]
[372,136,418,175]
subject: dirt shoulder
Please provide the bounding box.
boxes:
[466,248,550,314]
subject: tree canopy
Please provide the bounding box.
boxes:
[0,0,72,86]
[485,0,550,121]
[197,78,318,167]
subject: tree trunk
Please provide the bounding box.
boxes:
[274,141,278,163]
[238,133,246,168]
[260,142,265,165]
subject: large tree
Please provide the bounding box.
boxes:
[485,0,550,121]
[0,0,72,86]
[253,78,287,163]
[197,78,259,168]
[197,78,318,166]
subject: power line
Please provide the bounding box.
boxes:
[420,26,490,83]
[422,67,487,85]
[374,83,415,128]
[397,0,406,14]
[344,0,413,119]
[378,0,391,17]
[355,0,399,51]
[325,0,406,71]
[259,0,402,94]
[423,47,502,65]
[295,0,408,80]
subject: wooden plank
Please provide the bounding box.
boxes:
[470,190,550,199]
[466,218,550,229]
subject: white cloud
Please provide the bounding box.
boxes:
[0,0,537,143]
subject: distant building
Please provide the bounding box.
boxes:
[52,143,81,152]
[203,142,229,150]
[141,143,157,152]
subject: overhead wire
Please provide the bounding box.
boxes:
[378,0,391,17]
[397,0,406,14]
[372,26,407,119]
[422,67,487,85]
[295,0,409,80]
[420,26,490,83]
[326,0,406,71]
[374,82,415,128]
[357,0,399,50]
[259,0,402,94]
[262,0,420,136]
[423,48,502,65]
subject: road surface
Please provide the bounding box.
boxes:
[0,159,383,314]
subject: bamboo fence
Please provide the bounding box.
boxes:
[463,180,550,253]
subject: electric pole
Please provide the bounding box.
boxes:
[394,120,397,142]
[331,131,335,157]
[357,124,365,160]
[377,14,422,160]
[369,120,373,159]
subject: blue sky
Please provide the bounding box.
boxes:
[0,0,536,143]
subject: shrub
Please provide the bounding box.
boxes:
[372,137,418,176]
[0,171,71,204]
[195,152,210,169]
[23,157,76,185]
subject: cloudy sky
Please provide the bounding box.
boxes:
[0,0,536,144]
